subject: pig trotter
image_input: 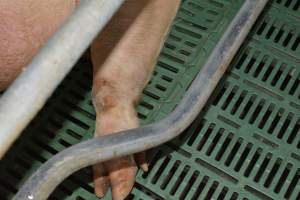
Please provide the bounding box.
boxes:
[1,0,181,199]
[91,0,180,199]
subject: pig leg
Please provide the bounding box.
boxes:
[91,0,181,199]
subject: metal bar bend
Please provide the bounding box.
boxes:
[14,0,268,199]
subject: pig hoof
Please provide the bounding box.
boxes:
[93,163,109,198]
[93,155,138,200]
[135,152,148,172]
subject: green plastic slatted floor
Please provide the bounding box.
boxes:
[0,0,299,199]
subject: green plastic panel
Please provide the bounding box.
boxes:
[0,0,299,199]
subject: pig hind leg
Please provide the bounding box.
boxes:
[90,0,181,199]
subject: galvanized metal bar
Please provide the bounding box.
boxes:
[0,0,126,158]
[14,0,268,199]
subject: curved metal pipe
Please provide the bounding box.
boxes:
[0,0,126,158]
[14,0,268,199]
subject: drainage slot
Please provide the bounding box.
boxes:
[258,104,274,129]
[289,75,300,95]
[277,112,293,139]
[208,0,224,8]
[23,147,46,163]
[257,21,267,35]
[155,84,167,92]
[137,112,147,120]
[157,61,179,73]
[284,169,300,199]
[244,148,262,177]
[230,192,239,200]
[168,34,181,42]
[204,181,219,200]
[58,139,72,148]
[271,63,286,86]
[170,165,190,195]
[244,57,257,74]
[32,137,58,155]
[179,49,191,56]
[268,108,284,134]
[160,160,181,190]
[184,41,197,48]
[225,138,243,166]
[140,101,154,110]
[234,143,253,172]
[235,51,249,69]
[282,32,293,47]
[66,129,83,140]
[249,99,265,124]
[292,36,300,51]
[187,119,206,146]
[274,28,284,43]
[215,133,234,161]
[287,119,300,144]
[266,25,276,39]
[231,91,247,114]
[142,151,162,179]
[222,86,238,110]
[191,176,209,200]
[179,171,199,200]
[240,95,256,119]
[165,43,176,50]
[135,182,164,200]
[197,123,215,151]
[294,0,300,10]
[274,163,292,193]
[151,156,171,184]
[280,69,293,91]
[254,56,267,77]
[69,175,94,193]
[212,83,228,106]
[174,25,202,40]
[254,153,272,182]
[262,59,277,82]
[143,90,161,100]
[161,75,173,82]
[206,128,224,156]
[217,187,228,200]
[291,153,300,162]
[187,2,204,11]
[285,0,293,7]
[55,109,90,130]
[264,158,282,188]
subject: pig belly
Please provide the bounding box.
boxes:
[0,0,77,91]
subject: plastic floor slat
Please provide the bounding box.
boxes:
[0,0,300,199]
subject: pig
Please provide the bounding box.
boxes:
[0,0,181,199]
